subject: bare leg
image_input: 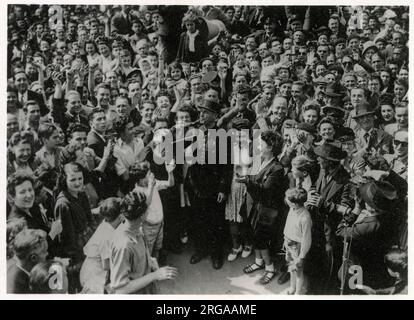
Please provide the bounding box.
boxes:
[290,270,297,294]
[260,249,273,268]
[295,268,305,295]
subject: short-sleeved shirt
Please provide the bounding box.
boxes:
[109,222,154,294]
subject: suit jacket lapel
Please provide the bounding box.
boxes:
[257,159,275,182]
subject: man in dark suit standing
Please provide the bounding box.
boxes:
[186,100,232,270]
[110,5,134,36]
[310,143,354,293]
[14,71,48,117]
[87,108,119,199]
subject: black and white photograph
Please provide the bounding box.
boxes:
[4,2,410,296]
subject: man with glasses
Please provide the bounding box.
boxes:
[384,131,408,180]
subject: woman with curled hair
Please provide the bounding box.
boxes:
[54,162,96,293]
[236,130,287,285]
[80,197,124,293]
[7,131,37,176]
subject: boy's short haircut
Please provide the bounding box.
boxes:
[94,83,111,95]
[141,99,156,110]
[99,197,122,222]
[67,123,89,139]
[88,108,106,122]
[13,229,47,260]
[285,187,308,205]
[38,123,58,141]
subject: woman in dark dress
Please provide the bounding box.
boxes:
[236,130,286,285]
[54,162,96,293]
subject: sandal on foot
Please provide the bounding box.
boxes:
[259,270,276,284]
[243,262,264,274]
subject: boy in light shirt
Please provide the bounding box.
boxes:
[283,187,312,295]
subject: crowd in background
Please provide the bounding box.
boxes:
[6,5,408,295]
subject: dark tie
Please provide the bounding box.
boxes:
[364,132,370,145]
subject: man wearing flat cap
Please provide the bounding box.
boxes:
[185,99,232,270]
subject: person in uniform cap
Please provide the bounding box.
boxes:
[185,98,232,270]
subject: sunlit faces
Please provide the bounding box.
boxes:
[344,75,357,91]
[185,21,196,33]
[279,82,292,98]
[398,68,409,82]
[394,82,407,100]
[7,114,19,138]
[269,97,288,123]
[393,131,408,157]
[140,102,155,124]
[318,34,328,46]
[201,59,213,74]
[156,95,172,115]
[26,103,41,123]
[245,37,257,52]
[13,180,35,210]
[128,82,141,99]
[171,68,182,81]
[380,70,391,87]
[14,72,29,93]
[283,38,292,51]
[371,55,383,71]
[357,76,368,89]
[249,61,261,79]
[65,166,84,194]
[261,55,274,68]
[395,107,408,128]
[368,78,380,94]
[319,122,335,141]
[291,84,303,101]
[13,141,32,165]
[260,75,273,87]
[315,64,327,77]
[380,104,395,123]
[204,88,219,102]
[258,43,269,58]
[234,74,247,87]
[325,73,336,84]
[303,108,319,126]
[235,55,246,69]
[350,88,365,107]
[115,97,131,117]
[199,108,217,126]
[176,110,191,127]
[271,40,282,55]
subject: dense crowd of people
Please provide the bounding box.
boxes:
[6,5,408,295]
